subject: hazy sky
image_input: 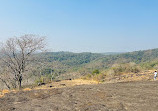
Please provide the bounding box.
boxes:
[0,0,158,53]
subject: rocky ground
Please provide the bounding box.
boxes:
[0,80,158,111]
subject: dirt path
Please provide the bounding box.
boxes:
[0,81,158,111]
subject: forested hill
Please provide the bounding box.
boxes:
[35,48,158,78]
[84,48,158,70]
[37,48,158,69]
[115,48,158,63]
[38,52,105,66]
[111,48,158,64]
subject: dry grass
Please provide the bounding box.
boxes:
[1,81,158,111]
[0,70,155,98]
[34,79,98,90]
[0,79,98,98]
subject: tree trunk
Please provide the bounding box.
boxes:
[18,75,22,90]
[18,80,22,90]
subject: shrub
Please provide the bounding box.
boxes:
[92,69,100,75]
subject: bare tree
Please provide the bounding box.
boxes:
[0,34,45,89]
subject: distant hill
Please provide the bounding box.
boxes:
[38,51,124,66]
[38,51,105,66]
[33,48,158,79]
[102,52,125,55]
[33,52,105,77]
[82,48,158,71]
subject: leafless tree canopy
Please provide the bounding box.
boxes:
[0,34,45,89]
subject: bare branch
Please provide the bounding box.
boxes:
[0,34,46,89]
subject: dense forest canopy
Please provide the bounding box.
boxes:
[37,48,158,71]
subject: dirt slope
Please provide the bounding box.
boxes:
[0,79,98,98]
[35,79,98,89]
[0,81,158,111]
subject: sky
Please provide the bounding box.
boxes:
[0,0,158,53]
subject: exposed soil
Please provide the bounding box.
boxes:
[0,80,158,111]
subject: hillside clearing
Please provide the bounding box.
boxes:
[0,79,98,98]
[0,81,158,111]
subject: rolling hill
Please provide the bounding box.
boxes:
[37,48,158,73]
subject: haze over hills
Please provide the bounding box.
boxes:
[102,52,125,55]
